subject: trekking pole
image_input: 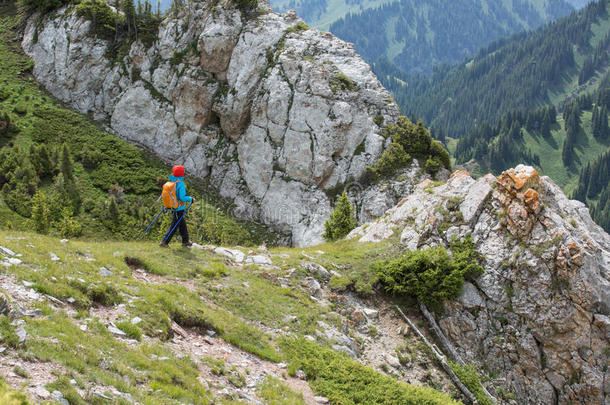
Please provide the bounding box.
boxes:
[141,207,165,237]
[164,202,193,241]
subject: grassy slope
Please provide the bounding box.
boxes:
[0,6,276,246]
[0,229,462,404]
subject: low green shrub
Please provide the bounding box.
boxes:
[374,238,483,310]
[323,191,358,242]
[258,376,306,404]
[365,142,411,180]
[116,320,142,341]
[449,362,494,405]
[18,0,67,13]
[76,0,117,41]
[0,317,20,348]
[0,376,29,405]
[233,0,258,12]
[363,116,451,184]
[330,73,359,93]
[282,338,462,404]
[0,110,16,137]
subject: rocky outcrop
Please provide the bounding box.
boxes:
[348,165,610,405]
[21,0,404,246]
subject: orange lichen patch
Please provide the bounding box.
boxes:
[568,241,581,256]
[523,188,541,213]
[450,170,470,179]
[497,166,540,194]
[417,179,433,189]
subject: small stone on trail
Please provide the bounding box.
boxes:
[50,253,60,261]
[99,267,113,276]
[385,353,401,369]
[315,396,330,404]
[0,246,16,256]
[206,330,216,337]
[51,390,69,405]
[363,308,379,319]
[22,280,34,288]
[66,297,75,304]
[131,317,142,325]
[33,386,50,399]
[283,315,298,323]
[7,258,22,265]
[15,326,26,344]
[239,393,263,404]
[108,325,126,336]
[26,309,43,317]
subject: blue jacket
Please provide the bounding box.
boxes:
[168,175,193,211]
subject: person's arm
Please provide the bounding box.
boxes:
[177,181,193,203]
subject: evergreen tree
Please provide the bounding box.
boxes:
[323,191,358,242]
[108,198,120,223]
[31,191,51,234]
[599,104,610,141]
[30,144,54,178]
[122,0,137,38]
[592,104,600,138]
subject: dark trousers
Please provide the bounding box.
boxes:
[163,211,189,244]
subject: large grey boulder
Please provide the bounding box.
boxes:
[22,0,405,246]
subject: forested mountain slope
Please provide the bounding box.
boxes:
[389,0,610,137]
[330,0,574,75]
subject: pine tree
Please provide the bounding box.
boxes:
[592,104,600,138]
[60,144,74,183]
[122,0,137,38]
[108,198,120,223]
[31,191,50,234]
[59,144,81,213]
[323,191,358,242]
[599,104,610,141]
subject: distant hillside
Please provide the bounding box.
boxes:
[329,0,574,75]
[388,0,610,138]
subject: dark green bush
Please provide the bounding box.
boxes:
[19,0,67,13]
[323,191,358,242]
[233,0,258,12]
[0,110,16,137]
[365,142,411,180]
[424,156,443,175]
[374,238,483,310]
[76,0,117,40]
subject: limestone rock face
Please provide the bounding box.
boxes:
[348,165,610,405]
[21,0,402,246]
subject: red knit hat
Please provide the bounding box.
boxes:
[172,165,185,177]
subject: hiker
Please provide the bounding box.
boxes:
[159,165,196,248]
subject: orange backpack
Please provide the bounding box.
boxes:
[161,180,185,209]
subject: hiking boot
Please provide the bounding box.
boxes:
[159,241,169,248]
[182,240,193,247]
